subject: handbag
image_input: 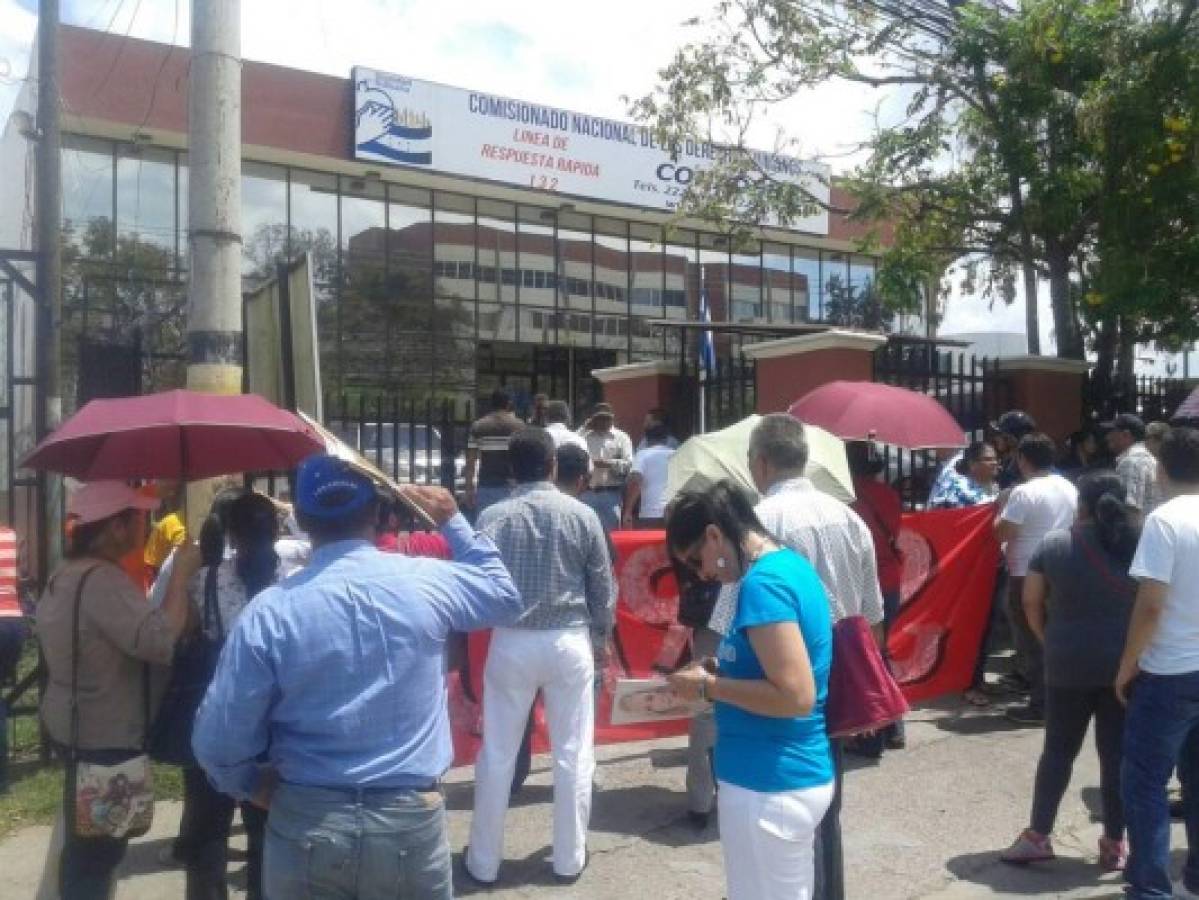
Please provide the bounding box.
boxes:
[824,615,910,739]
[148,563,224,766]
[67,565,155,840]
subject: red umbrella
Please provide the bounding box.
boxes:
[22,389,325,481]
[1174,386,1199,422]
[788,381,967,450]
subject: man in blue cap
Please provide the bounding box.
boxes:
[193,454,522,899]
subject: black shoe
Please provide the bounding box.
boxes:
[460,847,498,888]
[554,850,588,885]
[844,737,884,758]
[998,672,1031,693]
[1005,704,1045,726]
[885,733,907,751]
[687,809,711,830]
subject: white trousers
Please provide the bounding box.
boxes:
[467,626,595,880]
[718,778,836,900]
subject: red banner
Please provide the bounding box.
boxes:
[447,507,999,764]
[891,504,1001,703]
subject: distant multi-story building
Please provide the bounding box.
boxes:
[1,24,901,417]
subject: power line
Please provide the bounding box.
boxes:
[84,0,145,111]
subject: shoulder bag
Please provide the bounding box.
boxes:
[67,565,155,840]
[825,614,910,739]
[148,563,224,766]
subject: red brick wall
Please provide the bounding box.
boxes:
[755,350,875,415]
[1000,370,1085,444]
[601,375,680,445]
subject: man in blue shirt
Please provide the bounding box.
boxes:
[192,454,522,900]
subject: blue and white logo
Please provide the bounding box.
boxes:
[354,79,433,166]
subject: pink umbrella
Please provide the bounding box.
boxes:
[22,389,325,481]
[788,381,967,450]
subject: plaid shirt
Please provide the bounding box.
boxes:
[478,482,616,639]
[1116,443,1161,513]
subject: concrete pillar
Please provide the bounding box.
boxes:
[995,356,1092,443]
[591,361,686,445]
[742,330,888,413]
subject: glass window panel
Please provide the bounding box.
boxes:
[793,247,820,321]
[477,199,516,306]
[289,170,340,389]
[116,145,176,259]
[762,243,793,323]
[593,218,628,351]
[339,177,388,393]
[630,222,664,361]
[663,231,696,360]
[517,207,555,318]
[698,233,729,325]
[556,211,593,349]
[729,241,762,323]
[62,135,114,253]
[822,251,851,327]
[433,193,475,302]
[240,162,287,280]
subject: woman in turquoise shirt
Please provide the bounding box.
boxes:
[666,482,834,900]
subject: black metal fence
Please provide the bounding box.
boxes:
[872,340,1007,508]
[321,394,477,492]
[1083,373,1193,425]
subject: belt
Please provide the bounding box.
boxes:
[292,778,441,796]
[590,485,623,493]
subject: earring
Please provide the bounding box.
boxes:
[716,557,727,570]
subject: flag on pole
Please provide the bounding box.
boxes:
[698,268,716,379]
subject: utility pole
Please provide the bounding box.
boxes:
[186,0,242,527]
[187,0,243,395]
[35,0,63,577]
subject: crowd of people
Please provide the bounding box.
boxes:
[16,385,1199,900]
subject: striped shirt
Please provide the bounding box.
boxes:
[0,527,20,618]
[478,482,616,639]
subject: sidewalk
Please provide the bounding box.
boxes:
[0,697,1188,898]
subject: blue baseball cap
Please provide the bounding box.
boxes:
[295,454,376,521]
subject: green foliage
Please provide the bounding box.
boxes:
[634,0,1199,370]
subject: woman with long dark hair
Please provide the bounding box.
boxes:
[999,471,1140,871]
[664,482,833,900]
[929,440,1000,510]
[176,491,281,900]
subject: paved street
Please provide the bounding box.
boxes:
[1,695,1189,899]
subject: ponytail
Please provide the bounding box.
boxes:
[1077,471,1141,569]
[227,493,280,599]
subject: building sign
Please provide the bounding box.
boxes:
[353,67,830,235]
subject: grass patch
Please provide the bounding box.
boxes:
[0,762,186,839]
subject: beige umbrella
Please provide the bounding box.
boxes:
[665,414,854,506]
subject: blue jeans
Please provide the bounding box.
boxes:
[582,489,621,533]
[1122,671,1199,899]
[263,783,451,900]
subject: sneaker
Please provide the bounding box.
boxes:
[1000,829,1055,864]
[1006,704,1045,726]
[1098,836,1126,872]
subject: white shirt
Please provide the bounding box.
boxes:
[546,422,590,454]
[999,473,1078,577]
[1130,494,1199,675]
[580,426,634,489]
[631,444,675,519]
[709,477,884,633]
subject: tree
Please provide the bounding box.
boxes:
[633,0,1199,380]
[823,273,895,330]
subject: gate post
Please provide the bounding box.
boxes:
[995,356,1091,443]
[591,361,685,446]
[742,330,887,413]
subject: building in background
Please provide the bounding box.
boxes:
[1,24,908,421]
